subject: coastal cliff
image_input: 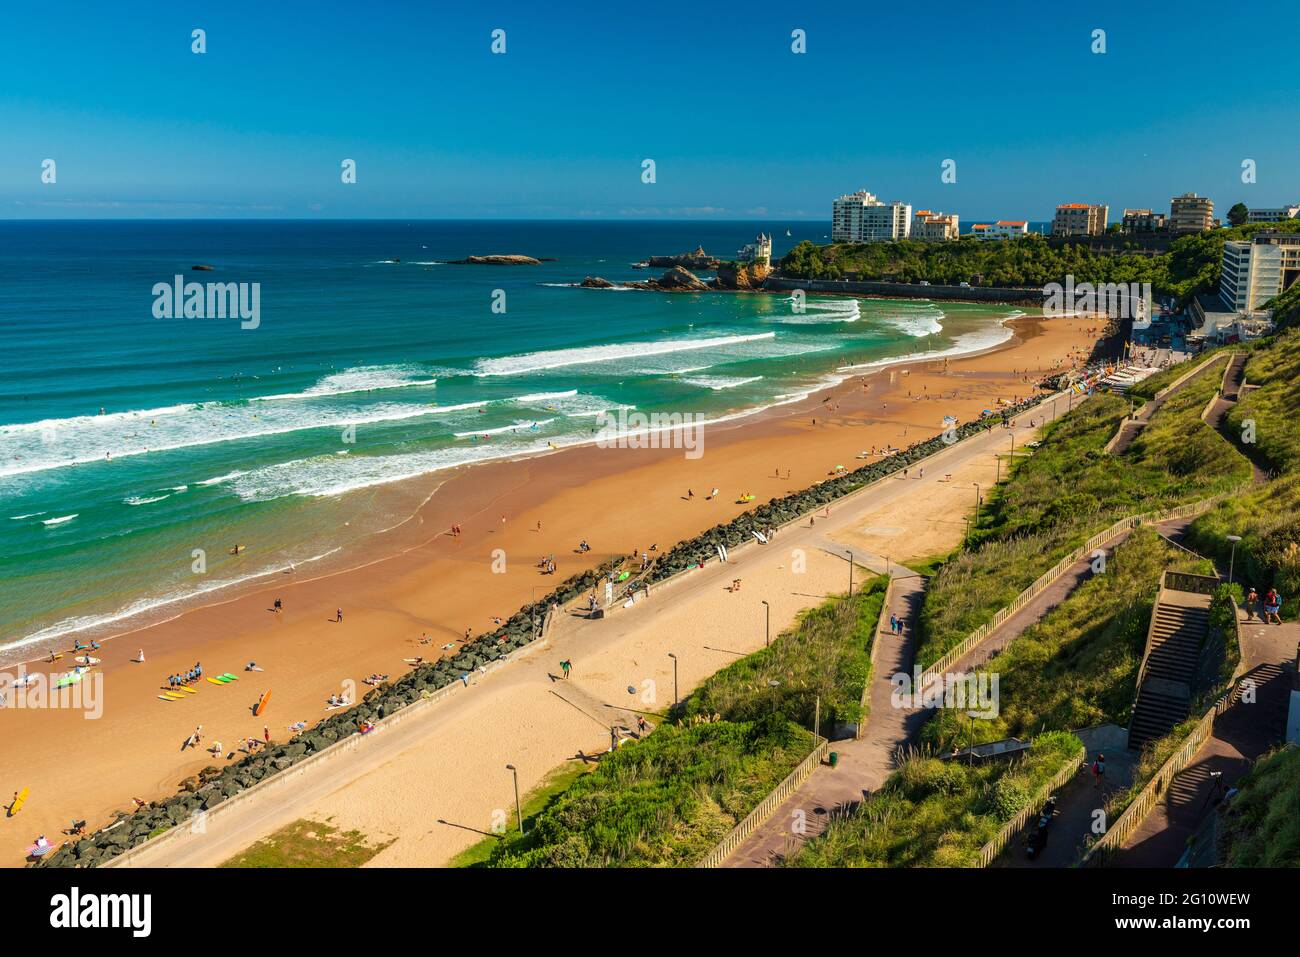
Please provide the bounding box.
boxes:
[647,245,720,270]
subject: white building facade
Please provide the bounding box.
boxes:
[1220,232,1300,313]
[1246,205,1300,223]
[832,190,912,242]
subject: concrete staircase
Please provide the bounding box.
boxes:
[1128,589,1213,752]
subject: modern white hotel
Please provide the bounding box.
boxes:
[831,190,912,242]
[1219,231,1300,313]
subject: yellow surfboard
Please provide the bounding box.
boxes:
[163,692,185,700]
[206,676,227,686]
[171,686,197,695]
[9,788,29,815]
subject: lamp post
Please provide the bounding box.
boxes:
[667,652,678,706]
[1226,535,1242,585]
[973,483,981,536]
[505,764,523,836]
[761,600,770,648]
[845,550,854,596]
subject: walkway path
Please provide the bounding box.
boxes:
[721,569,927,867]
[1108,353,1226,455]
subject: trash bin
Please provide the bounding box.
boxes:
[828,751,838,768]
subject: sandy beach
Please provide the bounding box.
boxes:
[0,312,1101,863]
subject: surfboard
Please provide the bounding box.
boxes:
[163,692,185,700]
[10,788,29,814]
[617,571,631,582]
[157,695,174,701]
[25,842,53,857]
[254,689,272,716]
[55,674,82,688]
[206,676,226,686]
[171,686,197,695]
[74,655,101,665]
[221,673,239,681]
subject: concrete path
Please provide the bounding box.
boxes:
[720,569,927,867]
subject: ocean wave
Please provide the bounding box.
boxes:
[453,418,556,438]
[513,390,578,403]
[681,375,765,391]
[883,312,945,337]
[124,494,170,506]
[42,514,78,526]
[253,365,438,402]
[472,332,777,377]
[8,511,46,520]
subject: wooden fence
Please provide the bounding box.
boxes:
[696,736,830,868]
[974,741,1086,867]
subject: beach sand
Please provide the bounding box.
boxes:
[0,313,1102,863]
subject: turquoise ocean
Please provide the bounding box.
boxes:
[0,220,1023,661]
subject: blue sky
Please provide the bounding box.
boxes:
[2,0,1297,220]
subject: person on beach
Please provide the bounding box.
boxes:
[135,648,144,663]
[273,597,282,613]
[335,607,344,622]
[560,659,571,679]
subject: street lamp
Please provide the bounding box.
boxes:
[505,764,523,836]
[844,550,854,596]
[973,483,981,535]
[667,652,678,706]
[761,600,770,647]
[1226,535,1242,585]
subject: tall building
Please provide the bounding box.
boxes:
[736,232,772,267]
[1052,203,1108,236]
[1169,192,1215,234]
[1219,231,1300,313]
[1246,205,1300,223]
[1121,208,1167,233]
[910,210,959,241]
[831,190,912,242]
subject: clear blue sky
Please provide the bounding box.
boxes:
[2,0,1297,220]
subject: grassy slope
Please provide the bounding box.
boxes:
[787,731,1082,868]
[919,528,1214,753]
[917,381,1252,667]
[1218,745,1300,867]
[680,576,885,729]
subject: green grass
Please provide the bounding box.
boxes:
[678,577,886,730]
[1125,348,1226,401]
[917,383,1252,668]
[787,731,1082,867]
[220,819,395,868]
[919,528,1214,753]
[1228,327,1300,474]
[1218,745,1300,867]
[449,763,593,868]
[479,715,813,867]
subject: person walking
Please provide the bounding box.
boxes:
[1091,753,1106,789]
[1264,588,1283,625]
[1245,587,1259,621]
[889,613,899,635]
[335,607,343,623]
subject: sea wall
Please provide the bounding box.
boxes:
[764,276,1046,305]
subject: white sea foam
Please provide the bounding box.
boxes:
[681,375,764,391]
[453,418,556,438]
[8,512,46,520]
[124,494,170,506]
[42,514,78,526]
[472,333,777,377]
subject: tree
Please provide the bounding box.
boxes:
[1228,202,1249,227]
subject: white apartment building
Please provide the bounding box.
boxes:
[969,220,1028,240]
[831,190,912,242]
[1170,192,1215,233]
[1247,205,1300,223]
[910,210,959,241]
[1219,231,1300,313]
